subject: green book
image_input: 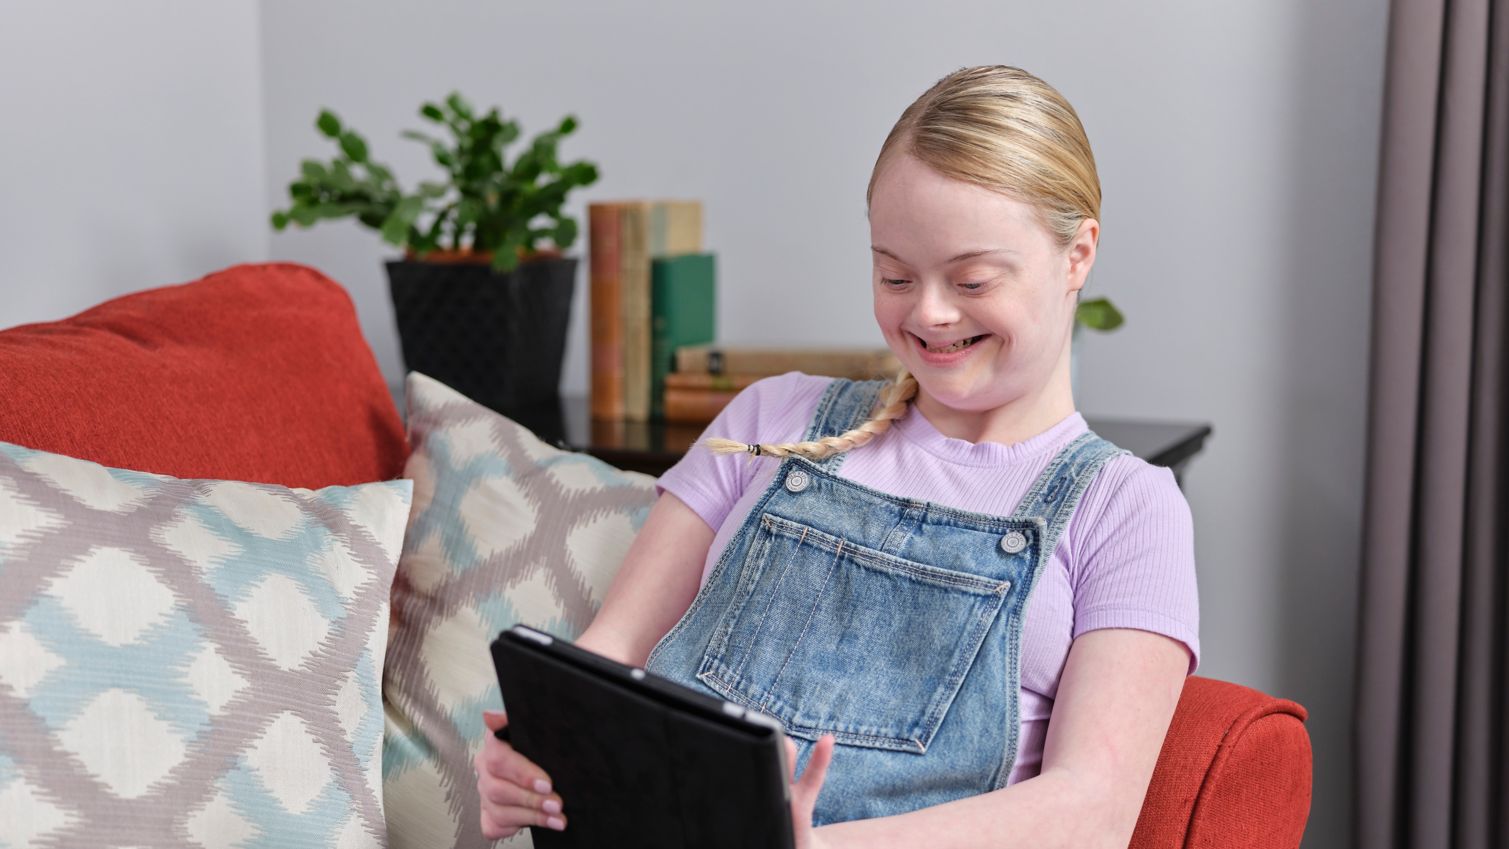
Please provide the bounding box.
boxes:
[651,253,717,420]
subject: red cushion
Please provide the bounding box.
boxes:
[1131,676,1313,849]
[0,262,407,488]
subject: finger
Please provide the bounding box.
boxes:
[783,736,799,783]
[480,804,568,834]
[794,734,836,811]
[483,709,508,732]
[477,772,565,813]
[479,807,519,840]
[476,738,554,795]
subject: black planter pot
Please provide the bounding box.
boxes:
[385,257,577,424]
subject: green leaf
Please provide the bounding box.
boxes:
[551,216,578,247]
[1076,297,1125,331]
[445,92,473,120]
[401,129,440,146]
[379,196,424,246]
[300,160,329,182]
[270,210,290,230]
[339,131,369,163]
[490,240,522,273]
[316,110,342,138]
[289,204,320,227]
[558,115,578,134]
[420,103,445,122]
[328,160,357,191]
[364,162,395,184]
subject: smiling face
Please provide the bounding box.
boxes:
[870,151,1098,442]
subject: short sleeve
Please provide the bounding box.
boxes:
[1066,457,1201,673]
[655,372,832,533]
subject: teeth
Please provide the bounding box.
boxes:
[926,335,979,353]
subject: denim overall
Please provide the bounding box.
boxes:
[646,378,1126,825]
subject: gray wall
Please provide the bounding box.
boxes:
[5,2,1386,846]
[0,1,267,325]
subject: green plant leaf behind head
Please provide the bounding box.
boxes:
[316,110,342,138]
[1076,296,1125,332]
[420,102,444,122]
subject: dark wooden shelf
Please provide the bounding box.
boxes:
[506,396,1211,485]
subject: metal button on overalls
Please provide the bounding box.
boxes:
[1000,531,1028,554]
[785,470,810,492]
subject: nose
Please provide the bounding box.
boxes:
[913,281,962,328]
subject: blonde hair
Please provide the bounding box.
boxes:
[711,66,1100,462]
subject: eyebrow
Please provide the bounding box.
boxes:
[871,246,1018,265]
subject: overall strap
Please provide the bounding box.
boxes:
[800,378,887,475]
[1009,431,1127,560]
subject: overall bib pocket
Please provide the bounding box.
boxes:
[697,512,1012,754]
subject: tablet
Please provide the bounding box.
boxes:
[490,625,796,849]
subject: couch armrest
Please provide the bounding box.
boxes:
[1130,675,1312,849]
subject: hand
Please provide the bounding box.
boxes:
[474,710,568,840]
[786,733,836,849]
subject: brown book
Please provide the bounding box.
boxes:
[673,346,901,380]
[588,203,625,419]
[619,203,652,421]
[650,200,702,256]
[663,372,762,392]
[663,385,739,424]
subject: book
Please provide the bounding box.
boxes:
[618,203,651,421]
[663,385,741,424]
[590,200,705,421]
[673,346,901,380]
[664,372,760,391]
[588,203,624,419]
[649,200,703,256]
[651,254,717,420]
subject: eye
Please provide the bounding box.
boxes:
[879,277,910,289]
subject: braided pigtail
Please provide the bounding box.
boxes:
[705,371,919,461]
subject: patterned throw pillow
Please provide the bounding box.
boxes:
[0,441,412,849]
[382,374,656,849]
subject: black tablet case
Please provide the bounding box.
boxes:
[491,627,795,849]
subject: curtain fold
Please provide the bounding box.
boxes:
[1355,0,1508,848]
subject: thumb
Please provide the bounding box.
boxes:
[482,709,508,732]
[792,734,835,813]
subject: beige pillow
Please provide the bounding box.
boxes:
[382,373,657,849]
[0,439,411,848]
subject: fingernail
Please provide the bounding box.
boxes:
[542,799,562,815]
[534,779,552,794]
[546,816,565,831]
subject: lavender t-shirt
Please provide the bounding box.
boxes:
[655,373,1200,786]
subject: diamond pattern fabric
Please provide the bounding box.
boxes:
[382,374,656,849]
[0,439,412,849]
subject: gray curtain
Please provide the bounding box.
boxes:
[1355,0,1508,847]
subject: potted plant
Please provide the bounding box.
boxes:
[271,93,599,423]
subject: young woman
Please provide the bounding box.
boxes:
[477,65,1198,849]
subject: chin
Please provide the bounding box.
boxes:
[912,376,1007,413]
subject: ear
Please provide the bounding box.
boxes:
[1065,218,1099,294]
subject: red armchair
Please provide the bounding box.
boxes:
[1133,677,1312,848]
